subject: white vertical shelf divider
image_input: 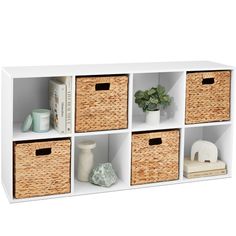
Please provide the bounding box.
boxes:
[179,71,187,180]
[70,75,76,194]
[127,73,134,186]
[128,73,134,131]
[179,128,185,180]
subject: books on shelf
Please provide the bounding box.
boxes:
[56,77,72,133]
[184,157,227,179]
[49,77,72,134]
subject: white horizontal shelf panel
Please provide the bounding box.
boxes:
[74,128,130,137]
[74,179,128,195]
[13,123,71,141]
[11,175,230,202]
[3,61,233,78]
[182,174,230,183]
[185,121,232,128]
[130,179,182,189]
[132,115,182,132]
[11,192,72,203]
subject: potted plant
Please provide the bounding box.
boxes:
[134,85,171,126]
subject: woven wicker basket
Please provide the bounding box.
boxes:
[185,71,231,124]
[75,75,128,132]
[131,130,180,185]
[14,139,71,199]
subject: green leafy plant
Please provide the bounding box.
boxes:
[134,85,171,112]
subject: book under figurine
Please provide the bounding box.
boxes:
[184,140,227,179]
[184,158,227,179]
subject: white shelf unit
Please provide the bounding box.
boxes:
[1,61,235,203]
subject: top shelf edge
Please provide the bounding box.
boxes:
[3,61,234,78]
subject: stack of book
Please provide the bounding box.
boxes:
[184,157,227,179]
[49,77,72,134]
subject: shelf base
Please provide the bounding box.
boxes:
[74,179,128,195]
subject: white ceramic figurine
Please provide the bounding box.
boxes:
[191,140,218,163]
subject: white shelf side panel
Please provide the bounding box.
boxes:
[1,70,14,201]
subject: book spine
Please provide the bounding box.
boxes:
[48,81,55,130]
[59,85,66,133]
[49,80,66,134]
[66,77,72,133]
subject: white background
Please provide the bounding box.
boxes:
[0,0,236,235]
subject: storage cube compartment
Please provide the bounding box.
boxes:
[131,129,180,185]
[75,75,129,132]
[13,138,71,199]
[132,72,185,131]
[183,125,232,179]
[74,132,130,194]
[185,71,231,124]
[13,76,73,140]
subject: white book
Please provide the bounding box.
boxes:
[49,79,66,133]
[56,77,72,133]
[184,158,226,173]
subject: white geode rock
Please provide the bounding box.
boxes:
[89,163,117,187]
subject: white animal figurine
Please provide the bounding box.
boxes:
[191,140,218,163]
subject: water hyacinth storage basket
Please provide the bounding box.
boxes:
[75,75,128,132]
[14,138,71,199]
[131,130,180,185]
[185,71,231,124]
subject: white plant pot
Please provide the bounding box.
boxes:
[145,110,160,126]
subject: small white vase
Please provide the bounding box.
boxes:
[145,110,160,126]
[77,140,96,182]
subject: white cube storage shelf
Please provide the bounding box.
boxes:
[1,61,235,203]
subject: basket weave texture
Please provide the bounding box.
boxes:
[14,139,71,199]
[75,75,128,132]
[185,71,231,124]
[131,130,180,185]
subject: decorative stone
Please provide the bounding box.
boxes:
[89,163,117,187]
